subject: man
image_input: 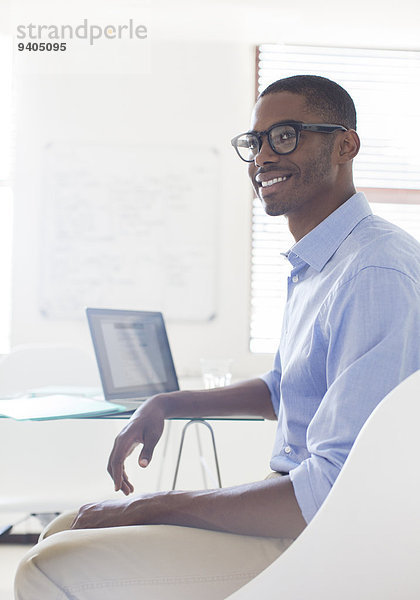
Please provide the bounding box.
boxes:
[15,75,420,599]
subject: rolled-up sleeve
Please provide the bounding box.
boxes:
[259,350,282,417]
[289,266,420,523]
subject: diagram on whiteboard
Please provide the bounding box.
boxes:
[40,143,219,321]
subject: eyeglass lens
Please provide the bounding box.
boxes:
[235,124,298,161]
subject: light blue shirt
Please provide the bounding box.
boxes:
[261,192,420,523]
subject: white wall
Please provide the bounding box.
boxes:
[11,39,266,379]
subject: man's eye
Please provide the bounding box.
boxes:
[270,127,297,149]
[273,130,295,143]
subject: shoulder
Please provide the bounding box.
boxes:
[331,214,420,286]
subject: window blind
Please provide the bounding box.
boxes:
[251,45,420,353]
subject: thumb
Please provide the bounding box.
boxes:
[138,434,158,468]
[139,449,150,468]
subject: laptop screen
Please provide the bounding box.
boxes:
[86,308,179,401]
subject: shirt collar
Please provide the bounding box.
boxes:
[286,192,372,272]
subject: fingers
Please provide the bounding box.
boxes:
[71,503,103,530]
[71,512,84,529]
[107,437,136,492]
[70,514,78,528]
[71,503,94,529]
[120,466,134,495]
[107,405,165,491]
[71,498,138,530]
[108,457,134,493]
[107,444,123,491]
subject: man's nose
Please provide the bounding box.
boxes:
[253,136,277,166]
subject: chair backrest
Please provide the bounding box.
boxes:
[227,369,420,600]
[0,343,100,394]
[0,344,113,513]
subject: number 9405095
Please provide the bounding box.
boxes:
[18,42,67,51]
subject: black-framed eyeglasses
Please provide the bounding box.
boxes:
[231,121,348,162]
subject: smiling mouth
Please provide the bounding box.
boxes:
[259,175,292,188]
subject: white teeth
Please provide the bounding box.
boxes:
[261,176,289,187]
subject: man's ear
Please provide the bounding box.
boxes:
[336,129,360,164]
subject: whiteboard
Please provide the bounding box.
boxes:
[39,143,219,321]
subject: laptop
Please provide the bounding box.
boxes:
[86,307,179,412]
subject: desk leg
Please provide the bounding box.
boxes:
[172,419,222,490]
[194,422,208,488]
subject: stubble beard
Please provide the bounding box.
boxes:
[259,139,334,218]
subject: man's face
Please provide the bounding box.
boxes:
[248,92,338,219]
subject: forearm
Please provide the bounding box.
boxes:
[73,477,306,539]
[155,378,277,421]
[152,478,305,538]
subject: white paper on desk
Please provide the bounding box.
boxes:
[0,394,126,420]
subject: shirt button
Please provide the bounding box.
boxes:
[292,275,299,283]
[284,446,292,454]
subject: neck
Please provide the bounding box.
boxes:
[288,183,356,242]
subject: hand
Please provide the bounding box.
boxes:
[71,497,140,529]
[107,397,166,495]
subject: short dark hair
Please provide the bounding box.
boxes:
[259,75,357,130]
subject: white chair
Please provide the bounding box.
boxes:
[227,369,420,600]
